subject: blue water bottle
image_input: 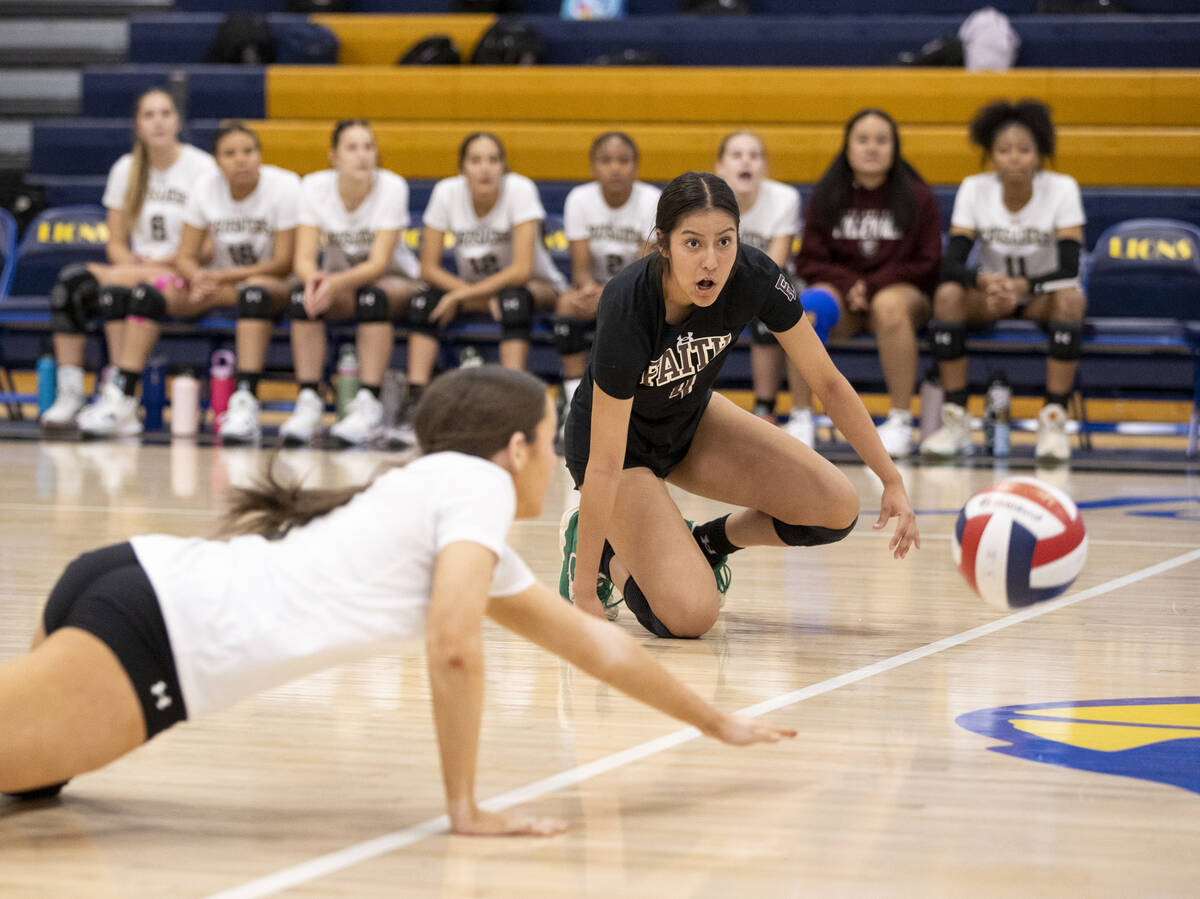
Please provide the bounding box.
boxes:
[36,350,57,415]
[142,356,167,431]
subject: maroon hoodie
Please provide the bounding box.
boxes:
[796,177,942,298]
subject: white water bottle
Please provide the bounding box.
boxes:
[170,369,200,437]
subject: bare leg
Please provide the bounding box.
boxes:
[750,342,784,410]
[932,282,970,393]
[1023,286,1087,395]
[868,284,930,411]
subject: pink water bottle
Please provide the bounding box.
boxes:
[209,349,235,434]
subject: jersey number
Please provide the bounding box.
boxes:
[468,254,499,278]
[229,243,258,266]
[1004,257,1028,278]
[669,375,696,400]
[150,215,166,242]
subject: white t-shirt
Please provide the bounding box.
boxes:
[298,168,419,278]
[423,172,567,291]
[131,452,535,716]
[183,164,300,270]
[738,178,802,258]
[951,171,1086,282]
[563,180,660,284]
[101,144,219,260]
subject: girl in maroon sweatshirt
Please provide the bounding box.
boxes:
[796,108,942,458]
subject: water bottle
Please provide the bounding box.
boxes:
[142,356,167,431]
[380,369,407,429]
[984,371,1012,457]
[170,368,200,437]
[209,349,235,434]
[335,344,360,419]
[36,349,57,414]
[918,365,943,443]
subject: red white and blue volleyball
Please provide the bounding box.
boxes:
[952,477,1088,609]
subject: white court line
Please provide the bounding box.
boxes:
[206,546,1200,899]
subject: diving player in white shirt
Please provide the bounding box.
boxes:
[555,132,659,435]
[281,119,423,447]
[42,88,218,431]
[920,100,1087,463]
[1,365,794,834]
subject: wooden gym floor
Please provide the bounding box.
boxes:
[1,437,1198,897]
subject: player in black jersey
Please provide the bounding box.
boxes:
[561,172,919,639]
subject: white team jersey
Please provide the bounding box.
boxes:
[423,172,567,291]
[298,168,418,278]
[183,164,300,270]
[132,452,535,716]
[563,180,660,284]
[738,178,801,259]
[951,171,1086,281]
[102,144,219,260]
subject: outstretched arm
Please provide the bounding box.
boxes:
[487,580,796,747]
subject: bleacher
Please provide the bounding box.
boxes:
[2,3,1198,451]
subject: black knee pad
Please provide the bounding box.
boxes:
[498,286,534,341]
[129,282,166,321]
[288,285,312,321]
[237,285,272,320]
[552,315,589,356]
[50,264,99,334]
[750,318,778,346]
[98,285,131,322]
[355,285,389,323]
[407,287,441,336]
[772,517,856,547]
[1047,320,1083,361]
[4,781,68,801]
[621,578,692,640]
[930,320,967,361]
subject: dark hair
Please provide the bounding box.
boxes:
[213,119,261,154]
[649,171,740,276]
[715,129,765,163]
[222,365,548,538]
[589,131,638,163]
[458,131,507,171]
[808,108,923,234]
[969,98,1056,164]
[331,118,371,150]
[124,88,180,224]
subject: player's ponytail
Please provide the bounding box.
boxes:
[122,88,178,224]
[221,366,548,538]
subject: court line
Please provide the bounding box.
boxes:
[206,546,1200,899]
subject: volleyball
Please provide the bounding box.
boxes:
[952,477,1088,609]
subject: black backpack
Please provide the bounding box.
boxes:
[681,0,751,13]
[470,21,545,65]
[207,13,276,65]
[452,0,513,11]
[398,35,462,65]
[285,0,349,10]
[0,173,48,238]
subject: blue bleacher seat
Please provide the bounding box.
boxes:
[82,66,265,121]
[9,205,109,299]
[0,209,18,303]
[1087,218,1200,319]
[128,15,337,65]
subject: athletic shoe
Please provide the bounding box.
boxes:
[1035,402,1071,463]
[558,507,621,621]
[40,365,86,430]
[280,387,325,446]
[686,519,732,607]
[784,407,815,446]
[77,381,142,438]
[920,402,972,459]
[331,388,384,447]
[876,409,914,458]
[220,389,261,446]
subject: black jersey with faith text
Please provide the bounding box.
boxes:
[566,244,804,475]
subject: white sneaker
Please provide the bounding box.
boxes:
[1035,403,1071,463]
[77,381,142,438]
[330,388,384,447]
[40,365,86,429]
[220,389,261,446]
[385,415,416,449]
[920,402,972,459]
[876,409,914,458]
[280,387,325,446]
[784,407,815,446]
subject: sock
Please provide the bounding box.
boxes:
[944,388,968,408]
[114,368,140,397]
[236,371,261,397]
[1045,391,1071,409]
[299,381,320,396]
[753,396,775,418]
[361,382,381,399]
[691,514,740,566]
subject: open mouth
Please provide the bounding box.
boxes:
[697,278,716,293]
